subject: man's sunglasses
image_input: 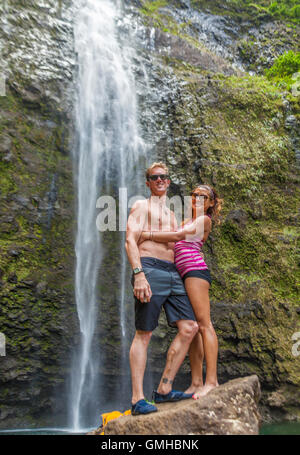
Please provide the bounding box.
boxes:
[147,174,170,181]
[192,193,209,200]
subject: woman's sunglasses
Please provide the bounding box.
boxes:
[147,174,170,181]
[192,193,209,200]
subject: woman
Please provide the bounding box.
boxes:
[139,184,222,399]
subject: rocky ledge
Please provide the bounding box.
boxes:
[91,375,261,435]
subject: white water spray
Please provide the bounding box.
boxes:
[69,0,147,430]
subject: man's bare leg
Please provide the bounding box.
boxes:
[156,320,198,395]
[129,330,152,405]
[184,332,205,394]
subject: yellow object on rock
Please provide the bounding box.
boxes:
[100,409,131,434]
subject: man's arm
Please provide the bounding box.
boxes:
[125,200,152,303]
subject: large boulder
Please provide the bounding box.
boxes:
[94,375,261,435]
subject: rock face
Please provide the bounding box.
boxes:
[0,0,77,428]
[98,375,261,435]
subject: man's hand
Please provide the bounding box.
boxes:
[134,273,152,303]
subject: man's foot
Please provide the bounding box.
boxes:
[153,390,194,403]
[131,399,158,415]
[193,383,219,400]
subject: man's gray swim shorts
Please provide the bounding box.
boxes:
[131,257,196,332]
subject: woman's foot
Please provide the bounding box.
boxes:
[193,383,219,399]
[184,384,204,395]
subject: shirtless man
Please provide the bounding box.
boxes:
[125,162,198,415]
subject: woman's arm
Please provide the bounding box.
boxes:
[140,230,183,243]
[138,222,197,244]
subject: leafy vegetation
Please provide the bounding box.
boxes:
[140,0,168,16]
[264,50,300,91]
[247,1,300,21]
[191,0,300,22]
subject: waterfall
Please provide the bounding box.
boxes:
[69,0,148,431]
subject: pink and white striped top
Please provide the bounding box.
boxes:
[174,215,211,278]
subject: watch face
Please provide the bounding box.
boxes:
[133,268,140,274]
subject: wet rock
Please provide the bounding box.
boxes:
[7,249,20,257]
[154,29,237,75]
[10,81,43,107]
[0,135,12,152]
[36,281,48,295]
[0,135,13,162]
[100,376,261,435]
[11,194,34,210]
[285,115,297,130]
[282,99,291,112]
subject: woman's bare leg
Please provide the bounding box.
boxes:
[184,277,219,398]
[184,332,204,394]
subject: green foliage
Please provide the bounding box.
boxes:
[140,0,168,15]
[192,0,300,22]
[249,1,300,21]
[264,50,300,91]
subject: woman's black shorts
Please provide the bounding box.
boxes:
[182,269,212,285]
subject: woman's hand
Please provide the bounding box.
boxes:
[183,222,197,236]
[183,217,205,240]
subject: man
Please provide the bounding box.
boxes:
[125,162,198,415]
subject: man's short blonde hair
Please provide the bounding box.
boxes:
[145,162,169,180]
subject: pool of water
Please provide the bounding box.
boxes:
[260,422,300,435]
[0,422,299,435]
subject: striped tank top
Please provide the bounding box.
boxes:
[174,214,211,278]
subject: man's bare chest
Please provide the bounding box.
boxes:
[145,204,174,231]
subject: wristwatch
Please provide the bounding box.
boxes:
[133,267,144,276]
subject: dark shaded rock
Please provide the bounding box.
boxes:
[97,376,261,435]
[7,273,17,284]
[19,280,36,288]
[225,209,248,228]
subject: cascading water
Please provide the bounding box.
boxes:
[69,0,148,431]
